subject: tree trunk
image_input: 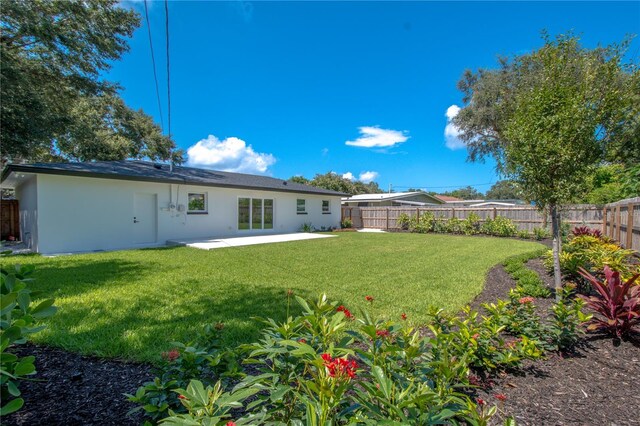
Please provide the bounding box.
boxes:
[550,203,562,299]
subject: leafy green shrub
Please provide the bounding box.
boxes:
[396,213,411,230]
[411,211,434,233]
[300,222,314,232]
[128,324,240,422]
[503,250,551,298]
[547,285,591,351]
[482,216,518,237]
[517,229,532,239]
[532,227,550,240]
[151,292,581,425]
[340,218,353,229]
[445,217,465,234]
[1,265,57,416]
[543,234,638,281]
[462,212,482,235]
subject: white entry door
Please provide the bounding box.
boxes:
[133,193,158,244]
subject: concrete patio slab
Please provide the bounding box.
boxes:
[167,232,336,250]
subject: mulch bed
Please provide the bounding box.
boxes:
[5,254,639,425]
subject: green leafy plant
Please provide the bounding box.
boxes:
[1,265,57,416]
[532,227,550,240]
[300,222,315,232]
[127,324,240,421]
[340,218,353,229]
[503,251,551,298]
[578,266,640,338]
[544,234,638,281]
[396,213,411,230]
[462,213,483,235]
[547,285,591,351]
[481,216,518,237]
[517,229,532,239]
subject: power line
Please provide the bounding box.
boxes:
[164,0,171,137]
[143,0,164,132]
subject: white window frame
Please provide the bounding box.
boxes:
[297,199,307,214]
[238,197,274,230]
[187,192,207,214]
[322,200,331,214]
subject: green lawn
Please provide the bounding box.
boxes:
[4,232,543,363]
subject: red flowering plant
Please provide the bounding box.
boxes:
[578,266,640,338]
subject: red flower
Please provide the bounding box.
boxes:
[365,295,374,303]
[401,313,407,321]
[376,329,391,338]
[178,394,186,400]
[494,393,507,402]
[299,338,307,344]
[226,422,236,426]
[337,305,354,320]
[161,348,180,362]
[321,353,358,381]
[471,333,480,340]
[518,296,534,304]
[477,398,486,406]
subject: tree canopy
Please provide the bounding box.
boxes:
[454,32,640,292]
[438,186,484,200]
[0,0,181,165]
[485,180,523,200]
[289,172,383,195]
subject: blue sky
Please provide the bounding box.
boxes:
[113,1,639,193]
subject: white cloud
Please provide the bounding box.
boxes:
[444,104,466,150]
[346,126,409,148]
[186,135,276,174]
[342,172,355,181]
[359,171,379,184]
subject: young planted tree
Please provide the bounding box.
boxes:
[454,33,639,294]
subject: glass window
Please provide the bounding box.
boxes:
[252,198,263,229]
[238,198,250,229]
[264,199,274,229]
[297,199,306,214]
[188,193,206,213]
[322,200,330,213]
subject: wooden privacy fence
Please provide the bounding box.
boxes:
[341,204,602,233]
[602,197,640,251]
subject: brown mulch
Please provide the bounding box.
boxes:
[4,346,152,426]
[4,252,640,425]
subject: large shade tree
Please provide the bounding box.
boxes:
[454,33,640,293]
[0,0,181,165]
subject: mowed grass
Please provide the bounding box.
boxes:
[3,232,543,363]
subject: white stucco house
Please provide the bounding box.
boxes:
[1,161,346,254]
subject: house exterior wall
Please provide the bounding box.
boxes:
[15,176,38,251]
[34,174,341,254]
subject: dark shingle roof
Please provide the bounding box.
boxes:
[1,161,348,196]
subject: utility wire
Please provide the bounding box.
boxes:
[143,0,164,132]
[165,0,172,137]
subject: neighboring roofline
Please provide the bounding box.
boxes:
[342,191,443,204]
[1,163,349,197]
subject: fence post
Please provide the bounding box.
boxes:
[416,208,420,221]
[602,207,607,235]
[626,204,634,249]
[610,206,615,238]
[492,207,497,219]
[452,208,456,219]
